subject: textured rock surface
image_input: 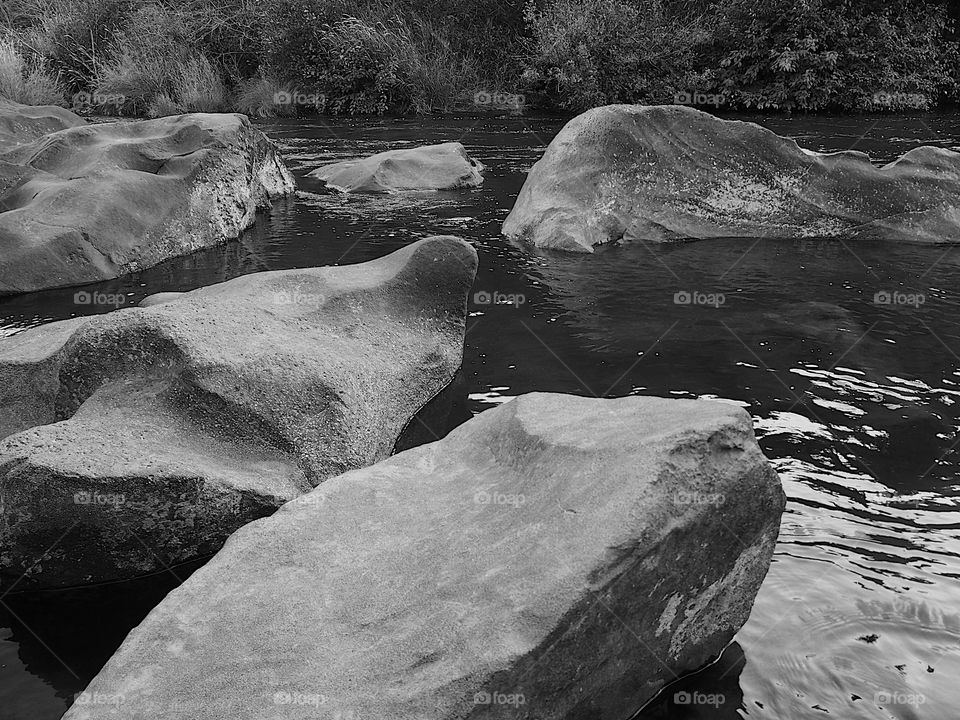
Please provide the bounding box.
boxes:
[308,141,484,192]
[503,104,960,252]
[0,98,295,294]
[0,236,477,589]
[64,392,784,720]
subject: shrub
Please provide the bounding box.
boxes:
[0,34,66,105]
[93,4,229,115]
[235,74,297,117]
[30,0,130,93]
[520,0,712,111]
[711,0,960,110]
[257,0,495,114]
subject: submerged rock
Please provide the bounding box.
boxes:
[0,236,477,590]
[308,141,484,192]
[503,104,960,252]
[0,98,295,294]
[64,392,784,720]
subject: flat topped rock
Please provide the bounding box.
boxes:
[503,103,960,252]
[0,236,477,589]
[0,100,295,294]
[64,392,785,720]
[309,141,484,192]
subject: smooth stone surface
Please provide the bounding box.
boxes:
[503,104,960,252]
[0,99,295,294]
[65,392,785,720]
[0,236,477,589]
[0,98,86,152]
[308,141,484,192]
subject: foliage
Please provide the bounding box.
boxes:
[93,4,229,115]
[28,0,130,93]
[0,33,66,105]
[710,0,960,111]
[520,0,712,111]
[0,0,957,115]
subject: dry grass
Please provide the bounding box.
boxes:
[0,34,66,105]
[94,7,230,115]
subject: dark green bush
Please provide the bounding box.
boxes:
[711,0,960,110]
[520,0,713,111]
[2,0,958,114]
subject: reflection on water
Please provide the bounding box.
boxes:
[2,112,960,719]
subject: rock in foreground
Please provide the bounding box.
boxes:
[308,141,483,192]
[503,104,960,251]
[0,237,477,590]
[0,98,294,294]
[65,392,785,720]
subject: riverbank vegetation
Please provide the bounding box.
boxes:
[0,0,957,116]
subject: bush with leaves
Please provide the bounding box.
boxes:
[711,0,960,110]
[520,0,713,111]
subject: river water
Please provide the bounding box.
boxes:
[1,113,959,719]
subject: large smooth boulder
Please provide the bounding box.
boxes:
[503,104,960,252]
[0,236,477,590]
[0,97,86,150]
[0,98,295,294]
[308,141,484,192]
[65,392,785,720]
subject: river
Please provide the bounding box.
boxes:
[1,112,959,719]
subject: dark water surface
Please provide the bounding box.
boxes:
[2,113,960,719]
